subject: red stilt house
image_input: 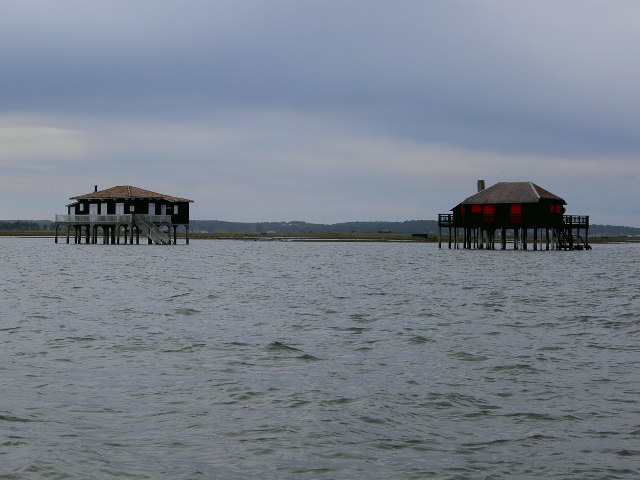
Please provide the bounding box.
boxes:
[438,181,590,250]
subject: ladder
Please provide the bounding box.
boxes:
[133,214,172,245]
[557,227,590,250]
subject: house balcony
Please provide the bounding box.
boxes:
[55,214,172,225]
[438,214,454,227]
[563,215,589,228]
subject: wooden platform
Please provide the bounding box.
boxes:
[54,214,189,245]
[437,214,590,250]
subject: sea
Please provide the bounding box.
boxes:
[1,237,639,480]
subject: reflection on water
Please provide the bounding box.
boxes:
[1,238,639,479]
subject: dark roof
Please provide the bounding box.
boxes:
[460,182,565,205]
[70,185,194,203]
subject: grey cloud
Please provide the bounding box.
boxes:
[1,1,639,224]
[4,1,640,157]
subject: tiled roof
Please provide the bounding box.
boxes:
[460,182,565,205]
[71,185,193,202]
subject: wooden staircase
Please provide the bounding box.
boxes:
[558,215,591,250]
[133,214,172,245]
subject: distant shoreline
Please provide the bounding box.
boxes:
[2,219,640,238]
[1,231,639,244]
[0,231,434,242]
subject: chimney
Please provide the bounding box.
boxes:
[94,185,98,192]
[477,180,485,192]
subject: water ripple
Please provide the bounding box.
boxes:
[0,239,638,479]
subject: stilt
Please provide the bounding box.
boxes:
[545,228,550,250]
[585,224,590,249]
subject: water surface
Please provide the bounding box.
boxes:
[1,238,639,479]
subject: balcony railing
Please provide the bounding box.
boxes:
[438,214,453,226]
[437,213,589,228]
[147,215,172,224]
[563,215,589,226]
[55,214,172,224]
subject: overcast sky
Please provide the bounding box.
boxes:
[1,0,639,225]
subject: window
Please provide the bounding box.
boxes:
[482,205,495,222]
[510,204,522,223]
[174,204,179,214]
[471,205,481,214]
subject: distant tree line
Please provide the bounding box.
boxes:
[0,220,53,231]
[190,220,440,234]
[589,224,640,237]
[190,220,640,237]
